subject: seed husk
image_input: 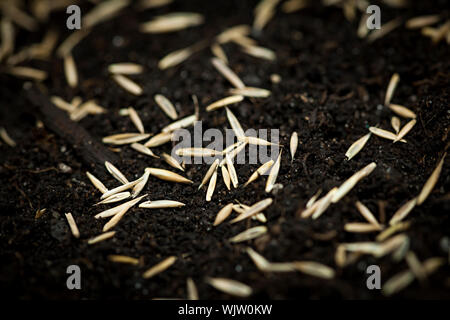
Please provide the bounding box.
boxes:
[388,104,416,119]
[64,212,80,238]
[158,45,195,70]
[187,278,199,300]
[384,73,400,106]
[406,15,441,29]
[70,100,107,122]
[345,133,371,160]
[230,198,273,223]
[0,127,16,147]
[162,153,184,171]
[265,151,282,193]
[216,24,251,44]
[64,54,78,88]
[220,141,247,166]
[95,192,130,205]
[389,198,417,226]
[291,261,335,279]
[405,251,426,282]
[128,107,145,133]
[146,168,193,184]
[253,0,280,32]
[213,203,233,226]
[5,66,47,81]
[0,18,14,62]
[2,3,38,31]
[88,231,116,245]
[369,126,404,142]
[198,159,220,190]
[131,143,159,158]
[86,171,108,194]
[230,226,268,243]
[154,94,178,120]
[144,132,172,147]
[108,62,143,75]
[176,147,222,157]
[139,200,186,209]
[290,132,298,161]
[221,165,231,190]
[355,201,381,228]
[95,195,147,219]
[394,119,416,143]
[103,203,131,231]
[246,247,271,271]
[162,114,197,133]
[391,116,401,133]
[417,153,446,205]
[331,162,377,203]
[206,168,218,202]
[238,135,275,146]
[50,96,76,113]
[131,171,150,198]
[344,222,382,233]
[105,161,129,185]
[103,133,151,145]
[244,159,274,187]
[108,255,139,265]
[142,256,177,279]
[241,44,276,61]
[229,87,271,98]
[140,12,204,33]
[83,0,130,29]
[311,187,338,220]
[306,189,322,209]
[206,95,244,112]
[376,221,411,242]
[206,278,252,298]
[100,178,144,200]
[225,107,245,138]
[210,43,228,64]
[112,74,143,96]
[225,154,238,188]
[211,57,245,89]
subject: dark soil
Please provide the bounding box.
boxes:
[0,0,449,300]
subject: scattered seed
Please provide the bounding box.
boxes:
[230,198,273,223]
[131,171,150,198]
[206,168,218,202]
[290,132,298,161]
[0,127,16,147]
[198,159,220,190]
[369,126,405,142]
[86,171,108,193]
[405,251,426,282]
[206,95,244,112]
[417,153,446,205]
[229,87,271,98]
[210,43,228,64]
[142,256,177,279]
[154,94,178,120]
[162,115,197,133]
[306,189,322,209]
[391,116,401,133]
[146,167,193,184]
[5,66,47,81]
[140,12,204,33]
[63,54,78,88]
[131,143,159,158]
[241,44,276,61]
[213,203,233,226]
[112,74,143,96]
[244,159,274,187]
[0,18,14,62]
[253,0,280,32]
[331,162,376,203]
[225,107,246,138]
[220,141,247,166]
[187,278,199,300]
[158,45,195,70]
[230,226,268,243]
[35,208,47,219]
[138,0,173,10]
[128,107,145,133]
[56,29,90,58]
[70,100,107,122]
[388,104,416,119]
[211,57,245,89]
[103,133,151,145]
[88,231,116,245]
[2,2,38,31]
[95,195,147,219]
[238,135,275,146]
[103,203,132,231]
[344,222,382,233]
[64,212,80,238]
[311,187,338,220]
[406,15,441,29]
[389,198,417,226]
[96,192,130,205]
[345,133,371,160]
[225,153,238,188]
[394,119,416,143]
[291,261,335,279]
[100,178,144,200]
[265,151,282,193]
[108,62,143,75]
[105,161,129,185]
[139,200,186,209]
[384,73,400,106]
[246,247,271,271]
[355,201,381,228]
[206,277,252,298]
[51,96,76,112]
[108,255,139,265]
[368,18,402,43]
[376,221,411,242]
[216,25,251,44]
[176,147,222,157]
[144,132,173,147]
[221,165,231,190]
[162,153,184,171]
[83,0,130,29]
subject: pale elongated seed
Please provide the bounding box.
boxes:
[154,94,178,120]
[198,159,220,190]
[253,0,279,32]
[0,127,16,147]
[213,203,233,226]
[384,73,400,106]
[176,147,222,157]
[232,204,266,223]
[108,255,139,265]
[162,153,184,171]
[405,251,426,282]
[331,162,377,203]
[291,261,335,279]
[86,171,108,193]
[406,15,441,29]
[306,189,321,209]
[376,221,411,242]
[95,192,130,205]
[388,104,416,119]
[221,165,231,190]
[158,45,193,70]
[369,127,404,142]
[230,198,273,223]
[70,100,107,122]
[265,151,282,192]
[83,0,130,29]
[88,231,116,245]
[417,153,446,205]
[108,63,143,75]
[206,169,218,202]
[139,200,185,208]
[140,13,204,33]
[144,132,172,147]
[344,222,382,233]
[244,159,274,187]
[246,247,271,271]
[210,43,228,64]
[5,66,47,81]
[311,187,338,220]
[229,87,271,98]
[131,171,150,198]
[211,57,245,89]
[238,135,275,146]
[128,107,144,133]
[95,195,148,219]
[103,133,150,145]
[105,161,129,184]
[345,133,371,160]
[131,143,159,158]
[391,116,401,133]
[51,96,76,112]
[220,142,247,166]
[216,25,251,44]
[206,278,252,298]
[187,278,199,300]
[230,226,268,243]
[290,132,298,161]
[225,107,245,137]
[206,95,244,111]
[162,114,197,133]
[355,201,381,228]
[103,203,131,231]
[241,45,276,61]
[225,154,238,188]
[389,198,417,226]
[146,168,193,184]
[112,74,143,96]
[100,178,144,200]
[65,212,80,238]
[64,54,78,88]
[394,119,416,143]
[142,256,177,279]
